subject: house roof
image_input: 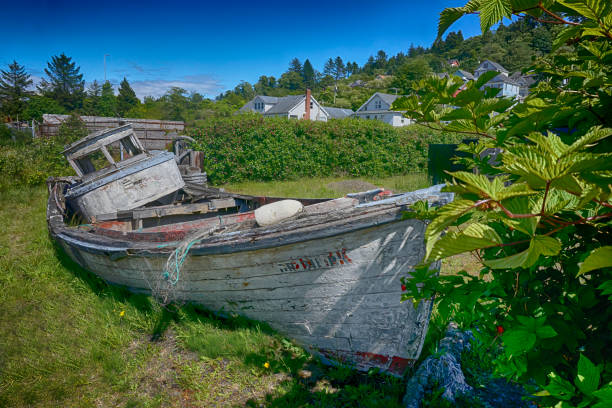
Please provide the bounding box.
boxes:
[476,60,508,73]
[256,95,280,104]
[264,95,304,114]
[356,92,404,112]
[510,72,537,87]
[455,69,474,80]
[487,73,521,86]
[322,107,354,119]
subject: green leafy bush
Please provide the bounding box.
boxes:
[398,2,612,407]
[188,115,461,184]
[0,114,84,190]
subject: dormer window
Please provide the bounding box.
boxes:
[254,102,264,110]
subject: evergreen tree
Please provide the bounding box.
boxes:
[323,58,335,77]
[302,59,316,89]
[333,56,345,80]
[38,53,85,111]
[82,80,102,115]
[0,60,32,120]
[88,80,102,97]
[97,81,117,116]
[288,58,302,74]
[117,77,139,116]
[375,50,387,69]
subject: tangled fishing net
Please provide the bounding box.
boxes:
[149,224,224,305]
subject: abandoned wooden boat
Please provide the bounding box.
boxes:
[47,124,454,376]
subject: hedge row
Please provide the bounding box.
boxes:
[188,115,462,184]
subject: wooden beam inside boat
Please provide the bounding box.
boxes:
[92,198,240,223]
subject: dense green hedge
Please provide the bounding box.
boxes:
[188,115,462,184]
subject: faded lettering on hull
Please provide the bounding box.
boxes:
[278,248,353,272]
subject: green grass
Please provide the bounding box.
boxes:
[221,173,430,198]
[0,185,410,407]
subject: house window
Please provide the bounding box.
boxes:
[290,115,298,119]
[310,101,313,109]
[374,100,382,109]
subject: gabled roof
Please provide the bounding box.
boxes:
[455,69,474,80]
[322,107,354,119]
[487,73,520,86]
[476,60,508,73]
[264,95,304,114]
[356,92,404,112]
[510,72,537,87]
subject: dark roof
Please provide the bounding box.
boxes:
[510,72,537,87]
[264,95,304,114]
[436,72,450,79]
[455,69,474,80]
[257,95,279,104]
[323,107,354,119]
[487,73,521,86]
[476,60,508,74]
[375,92,401,106]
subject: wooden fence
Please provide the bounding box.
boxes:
[40,114,185,150]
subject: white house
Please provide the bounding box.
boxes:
[352,92,413,127]
[472,60,520,99]
[239,90,329,121]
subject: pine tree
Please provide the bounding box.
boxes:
[375,50,387,69]
[88,80,102,97]
[117,77,139,116]
[333,56,345,80]
[82,80,102,115]
[0,60,32,120]
[323,58,335,77]
[97,81,117,116]
[302,59,315,89]
[38,53,85,111]
[288,58,303,74]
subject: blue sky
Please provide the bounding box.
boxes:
[1,0,482,99]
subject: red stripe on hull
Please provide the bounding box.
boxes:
[317,348,414,377]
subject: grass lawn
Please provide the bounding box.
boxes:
[0,177,481,407]
[221,173,430,198]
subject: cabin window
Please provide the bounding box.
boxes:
[120,136,141,157]
[374,100,382,109]
[74,150,111,175]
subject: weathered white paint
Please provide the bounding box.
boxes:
[288,98,328,121]
[68,156,184,221]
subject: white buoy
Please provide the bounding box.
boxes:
[255,200,304,226]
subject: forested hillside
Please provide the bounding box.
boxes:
[218,18,560,110]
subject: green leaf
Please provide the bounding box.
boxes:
[479,0,512,32]
[576,354,601,396]
[475,70,500,89]
[438,7,467,38]
[503,329,536,355]
[484,235,561,270]
[592,385,612,403]
[536,325,558,339]
[546,372,576,401]
[578,246,612,276]
[556,0,612,21]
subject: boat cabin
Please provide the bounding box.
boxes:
[62,124,185,221]
[63,124,148,180]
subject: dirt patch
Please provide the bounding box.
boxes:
[325,180,378,195]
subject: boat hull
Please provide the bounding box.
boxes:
[57,218,434,376]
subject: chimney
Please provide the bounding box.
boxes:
[305,89,311,120]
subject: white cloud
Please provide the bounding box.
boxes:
[130,74,224,100]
